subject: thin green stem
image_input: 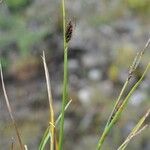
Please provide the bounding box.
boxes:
[58,0,68,150]
[96,63,150,150]
[39,100,72,150]
[97,38,150,150]
[118,108,150,150]
[106,80,129,127]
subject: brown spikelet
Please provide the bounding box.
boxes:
[65,20,73,43]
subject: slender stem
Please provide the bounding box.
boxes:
[106,80,129,127]
[106,37,150,128]
[97,38,150,150]
[118,108,150,150]
[42,52,55,150]
[58,0,68,150]
[58,47,68,150]
[0,64,24,150]
[96,63,150,150]
[39,100,72,150]
[118,125,148,150]
[96,80,129,150]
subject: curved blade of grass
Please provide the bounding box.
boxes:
[96,62,150,150]
[119,125,148,150]
[56,100,72,125]
[0,64,24,150]
[42,51,55,150]
[118,125,148,150]
[39,100,72,150]
[106,37,150,128]
[39,127,51,150]
[118,108,150,150]
[106,80,129,127]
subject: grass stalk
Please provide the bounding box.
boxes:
[106,80,129,127]
[96,38,150,150]
[96,62,150,150]
[58,0,69,150]
[118,125,148,150]
[117,109,150,150]
[106,37,150,127]
[39,100,72,150]
[42,51,55,150]
[0,64,24,150]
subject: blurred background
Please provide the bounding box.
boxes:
[0,0,150,149]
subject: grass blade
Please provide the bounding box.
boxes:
[39,127,51,150]
[58,0,69,149]
[96,62,150,150]
[106,37,150,128]
[42,51,55,150]
[39,100,72,150]
[118,109,150,150]
[97,38,150,150]
[119,125,148,150]
[106,80,129,127]
[56,100,72,125]
[0,64,24,150]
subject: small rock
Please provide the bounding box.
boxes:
[82,54,100,68]
[97,80,113,96]
[78,88,92,106]
[130,91,146,106]
[88,69,102,81]
[68,59,79,70]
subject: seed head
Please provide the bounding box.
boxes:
[65,20,73,43]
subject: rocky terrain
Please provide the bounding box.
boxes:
[0,0,150,149]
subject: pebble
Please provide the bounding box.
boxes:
[68,59,79,70]
[88,69,102,81]
[130,91,146,106]
[78,88,92,106]
[82,54,100,68]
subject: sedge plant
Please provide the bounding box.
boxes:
[96,38,150,150]
[40,0,71,149]
[0,0,150,150]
